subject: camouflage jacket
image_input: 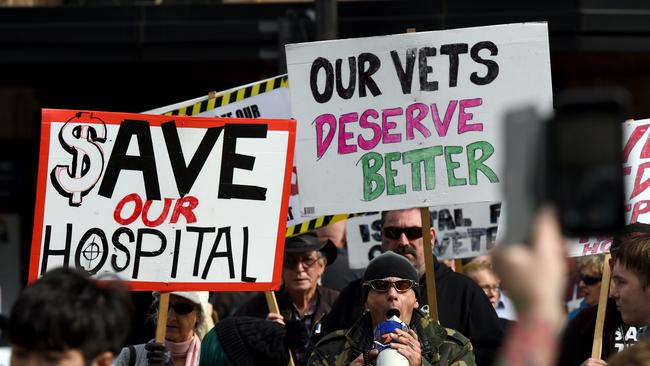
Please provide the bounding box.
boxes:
[308,309,475,366]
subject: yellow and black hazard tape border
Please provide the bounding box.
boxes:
[286,213,365,238]
[164,75,289,117]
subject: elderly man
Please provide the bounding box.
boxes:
[235,232,339,365]
[308,251,475,366]
[8,267,133,366]
[322,208,503,365]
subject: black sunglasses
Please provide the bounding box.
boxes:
[382,226,423,240]
[364,279,418,293]
[169,302,197,315]
[580,275,602,286]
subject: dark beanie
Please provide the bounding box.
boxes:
[362,251,420,303]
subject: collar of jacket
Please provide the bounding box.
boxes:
[276,285,331,327]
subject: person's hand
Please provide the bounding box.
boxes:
[581,358,607,366]
[350,349,378,366]
[492,208,567,330]
[145,342,174,366]
[389,328,422,366]
[266,312,285,325]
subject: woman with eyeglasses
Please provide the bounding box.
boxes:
[567,254,605,322]
[115,291,213,366]
[234,232,339,365]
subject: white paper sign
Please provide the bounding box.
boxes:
[287,23,553,216]
[564,119,650,257]
[143,76,316,230]
[346,202,501,267]
[31,109,295,291]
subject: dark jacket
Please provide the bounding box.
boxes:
[557,298,639,366]
[308,309,475,366]
[235,285,339,365]
[321,260,502,366]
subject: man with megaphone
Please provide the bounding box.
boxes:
[307,251,475,366]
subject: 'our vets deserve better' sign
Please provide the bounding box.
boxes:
[286,23,553,216]
[30,109,295,291]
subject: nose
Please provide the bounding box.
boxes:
[398,232,410,245]
[386,284,399,300]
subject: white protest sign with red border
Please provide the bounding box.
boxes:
[566,119,650,257]
[286,23,553,216]
[30,109,295,291]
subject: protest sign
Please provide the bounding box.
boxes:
[346,202,500,267]
[286,23,553,216]
[144,75,291,120]
[144,75,355,236]
[565,118,650,257]
[30,109,295,291]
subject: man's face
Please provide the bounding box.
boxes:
[467,269,501,309]
[610,261,650,327]
[381,209,434,276]
[282,250,325,294]
[10,347,87,366]
[365,276,419,327]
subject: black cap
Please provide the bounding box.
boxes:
[362,251,420,303]
[285,232,337,266]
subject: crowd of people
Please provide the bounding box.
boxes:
[3,208,650,366]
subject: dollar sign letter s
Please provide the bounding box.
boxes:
[50,112,107,207]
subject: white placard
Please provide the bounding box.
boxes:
[346,202,501,267]
[287,23,553,216]
[31,109,295,291]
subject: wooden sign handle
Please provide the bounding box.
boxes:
[420,207,439,322]
[265,291,295,366]
[591,253,612,359]
[155,292,170,342]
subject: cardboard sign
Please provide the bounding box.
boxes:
[565,119,650,257]
[143,76,361,236]
[286,23,553,216]
[30,109,295,291]
[346,202,501,267]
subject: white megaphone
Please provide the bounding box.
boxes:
[374,310,410,366]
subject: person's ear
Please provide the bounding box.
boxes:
[430,228,436,244]
[91,352,114,366]
[414,300,420,309]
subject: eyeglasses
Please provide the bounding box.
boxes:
[169,302,197,315]
[480,285,500,295]
[580,275,602,286]
[283,255,322,269]
[363,279,418,293]
[382,226,423,240]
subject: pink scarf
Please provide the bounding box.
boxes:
[165,334,200,366]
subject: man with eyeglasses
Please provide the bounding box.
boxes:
[235,232,339,365]
[308,251,475,366]
[321,208,503,366]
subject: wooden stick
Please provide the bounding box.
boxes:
[155,292,170,342]
[454,259,463,274]
[420,207,439,322]
[591,253,612,359]
[265,291,295,366]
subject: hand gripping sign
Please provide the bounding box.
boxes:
[31,109,296,291]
